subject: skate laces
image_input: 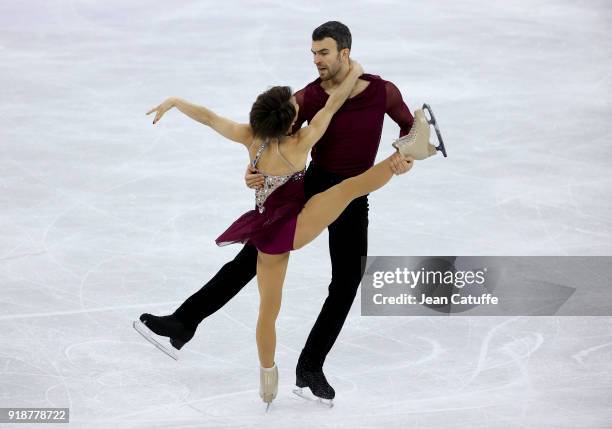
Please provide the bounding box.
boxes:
[396,123,418,145]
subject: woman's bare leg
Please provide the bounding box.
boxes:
[256,251,290,368]
[293,153,410,250]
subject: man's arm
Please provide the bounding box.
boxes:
[172,97,253,146]
[385,81,414,137]
[385,81,415,175]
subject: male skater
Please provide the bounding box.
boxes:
[137,21,414,403]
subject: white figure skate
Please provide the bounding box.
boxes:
[392,103,447,160]
[260,364,278,412]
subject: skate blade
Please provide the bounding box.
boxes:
[132,320,178,361]
[422,103,447,158]
[265,402,271,413]
[292,387,334,408]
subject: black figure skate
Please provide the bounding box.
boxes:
[392,103,447,159]
[132,313,194,361]
[293,365,335,408]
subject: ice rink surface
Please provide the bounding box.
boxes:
[1,0,611,427]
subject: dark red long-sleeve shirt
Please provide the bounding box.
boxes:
[292,73,413,177]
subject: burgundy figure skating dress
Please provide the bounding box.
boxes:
[216,140,307,255]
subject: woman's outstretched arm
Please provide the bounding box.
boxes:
[146,97,253,146]
[294,60,363,151]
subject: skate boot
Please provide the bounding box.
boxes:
[392,103,447,159]
[132,313,194,361]
[293,363,335,408]
[260,363,278,412]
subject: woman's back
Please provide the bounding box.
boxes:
[248,136,307,176]
[216,136,308,254]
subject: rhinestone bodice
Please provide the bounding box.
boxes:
[252,140,306,213]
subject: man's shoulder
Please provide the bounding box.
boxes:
[361,73,384,81]
[298,73,390,90]
[360,73,395,91]
[363,73,396,84]
[299,77,322,92]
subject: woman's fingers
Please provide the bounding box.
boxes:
[390,153,413,175]
[147,106,161,124]
[389,154,402,174]
[146,104,160,115]
[152,108,166,124]
[402,157,414,174]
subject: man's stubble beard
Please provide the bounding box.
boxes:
[320,54,343,82]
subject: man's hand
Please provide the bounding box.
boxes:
[245,164,264,189]
[389,152,414,175]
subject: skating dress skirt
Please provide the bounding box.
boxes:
[216,141,307,255]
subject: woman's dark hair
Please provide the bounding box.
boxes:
[312,21,352,51]
[249,86,295,140]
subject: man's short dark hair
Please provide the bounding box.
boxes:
[312,21,352,52]
[249,86,295,140]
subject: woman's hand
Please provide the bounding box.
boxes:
[245,164,264,189]
[349,59,364,76]
[389,152,414,175]
[146,98,176,124]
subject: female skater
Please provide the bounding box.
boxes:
[146,59,430,408]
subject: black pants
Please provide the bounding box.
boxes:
[173,162,369,370]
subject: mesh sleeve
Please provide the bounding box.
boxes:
[385,80,414,137]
